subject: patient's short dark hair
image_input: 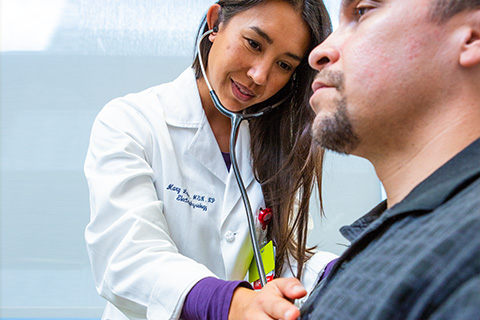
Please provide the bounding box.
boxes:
[430,0,480,22]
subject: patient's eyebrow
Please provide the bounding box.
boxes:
[342,0,356,12]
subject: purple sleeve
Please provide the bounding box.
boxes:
[318,258,339,282]
[181,277,253,320]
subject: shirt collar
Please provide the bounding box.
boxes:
[340,200,387,241]
[162,67,205,127]
[341,137,480,242]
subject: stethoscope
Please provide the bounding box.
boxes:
[197,28,294,287]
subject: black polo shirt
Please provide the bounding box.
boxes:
[300,138,480,320]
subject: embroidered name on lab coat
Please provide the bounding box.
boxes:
[166,183,215,212]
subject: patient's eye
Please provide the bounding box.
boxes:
[351,1,377,21]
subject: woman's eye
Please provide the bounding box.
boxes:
[278,61,292,71]
[248,39,261,51]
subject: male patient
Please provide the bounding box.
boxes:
[299,0,480,318]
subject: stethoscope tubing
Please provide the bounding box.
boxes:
[198,29,268,287]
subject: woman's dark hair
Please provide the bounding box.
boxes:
[192,0,332,279]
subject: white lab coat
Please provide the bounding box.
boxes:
[84,67,336,320]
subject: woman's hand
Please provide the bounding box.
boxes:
[229,278,307,320]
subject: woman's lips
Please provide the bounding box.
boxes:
[231,80,255,102]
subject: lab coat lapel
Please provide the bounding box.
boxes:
[165,68,255,218]
[164,68,229,184]
[222,121,255,219]
[188,116,230,184]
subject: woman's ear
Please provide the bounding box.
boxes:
[206,4,221,42]
[459,10,480,68]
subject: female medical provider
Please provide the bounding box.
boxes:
[84,1,335,319]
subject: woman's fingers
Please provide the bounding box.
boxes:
[229,278,307,320]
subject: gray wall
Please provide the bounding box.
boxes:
[1,0,381,317]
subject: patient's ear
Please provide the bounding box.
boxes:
[459,10,480,67]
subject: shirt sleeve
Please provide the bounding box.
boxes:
[181,277,253,320]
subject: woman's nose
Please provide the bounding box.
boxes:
[247,61,271,86]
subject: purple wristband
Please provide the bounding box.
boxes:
[181,277,252,320]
